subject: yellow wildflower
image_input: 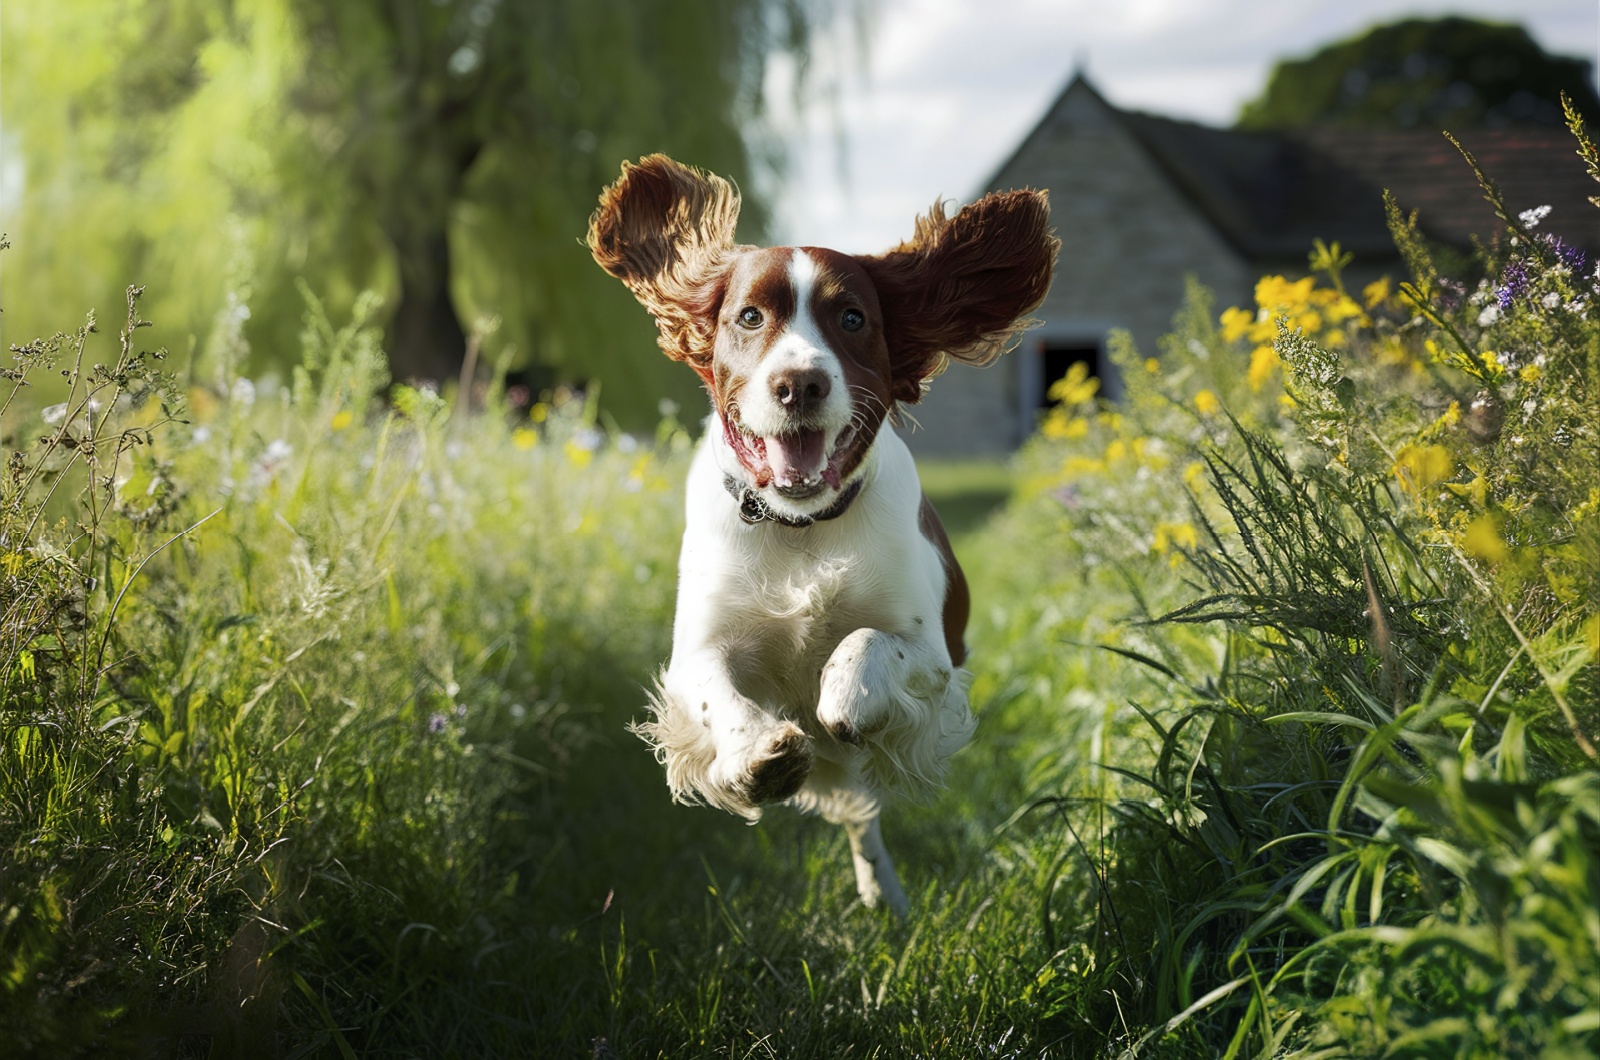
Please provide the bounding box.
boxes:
[1463,515,1508,564]
[1293,310,1323,334]
[1220,306,1253,343]
[563,439,593,468]
[1152,521,1199,555]
[1444,473,1489,507]
[1255,275,1315,313]
[1362,277,1391,309]
[513,427,539,451]
[1519,363,1542,383]
[1248,345,1280,391]
[331,409,353,432]
[1325,294,1364,324]
[1048,361,1100,406]
[1040,409,1090,441]
[1145,358,1161,374]
[1394,444,1453,495]
[1440,401,1461,427]
[1062,456,1105,477]
[1194,389,1221,416]
[530,402,550,423]
[1105,439,1128,463]
[1182,461,1207,488]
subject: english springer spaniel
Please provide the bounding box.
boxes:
[588,155,1057,914]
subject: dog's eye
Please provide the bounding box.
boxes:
[840,308,865,332]
[738,306,764,329]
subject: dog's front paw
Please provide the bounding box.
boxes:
[711,722,814,806]
[817,628,898,745]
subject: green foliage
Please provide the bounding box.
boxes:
[1237,16,1600,130]
[1,283,685,1052]
[0,0,834,425]
[3,102,1598,1060]
[1004,111,1599,1055]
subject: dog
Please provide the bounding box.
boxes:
[587,155,1056,914]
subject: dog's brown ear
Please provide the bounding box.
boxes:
[857,189,1058,404]
[588,155,741,381]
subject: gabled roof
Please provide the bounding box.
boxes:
[989,74,1600,264]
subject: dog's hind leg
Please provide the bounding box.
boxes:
[844,816,908,917]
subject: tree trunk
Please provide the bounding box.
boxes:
[388,227,467,386]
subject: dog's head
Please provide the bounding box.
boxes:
[589,154,1058,519]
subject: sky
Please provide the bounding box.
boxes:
[763,0,1600,252]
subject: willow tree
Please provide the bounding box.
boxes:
[2,0,827,423]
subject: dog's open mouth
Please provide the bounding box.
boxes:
[723,416,859,497]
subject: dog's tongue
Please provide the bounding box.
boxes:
[765,429,826,487]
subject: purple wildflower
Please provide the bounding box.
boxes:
[427,712,447,734]
[1495,260,1528,310]
[1543,234,1588,275]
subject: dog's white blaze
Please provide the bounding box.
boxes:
[736,250,850,443]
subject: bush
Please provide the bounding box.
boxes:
[990,100,1598,1055]
[0,278,685,1053]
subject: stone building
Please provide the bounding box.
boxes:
[904,74,1600,456]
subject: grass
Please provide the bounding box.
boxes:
[915,458,1015,552]
[3,112,1599,1057]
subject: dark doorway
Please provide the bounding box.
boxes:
[1039,344,1101,408]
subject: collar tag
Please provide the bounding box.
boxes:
[723,475,863,529]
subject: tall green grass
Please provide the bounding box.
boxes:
[1,281,687,1053]
[990,101,1599,1056]
[2,106,1597,1057]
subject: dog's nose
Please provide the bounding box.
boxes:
[771,367,830,415]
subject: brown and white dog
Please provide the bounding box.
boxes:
[588,155,1056,914]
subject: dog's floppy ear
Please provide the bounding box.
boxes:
[588,155,741,382]
[857,190,1058,404]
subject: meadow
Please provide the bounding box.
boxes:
[2,115,1598,1058]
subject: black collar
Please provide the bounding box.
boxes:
[723,475,864,528]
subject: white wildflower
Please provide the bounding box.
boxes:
[1541,291,1560,309]
[230,377,256,408]
[1477,304,1501,327]
[1518,204,1552,228]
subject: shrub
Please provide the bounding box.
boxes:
[0,278,685,1053]
[999,100,1599,1055]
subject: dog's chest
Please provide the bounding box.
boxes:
[712,529,913,699]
